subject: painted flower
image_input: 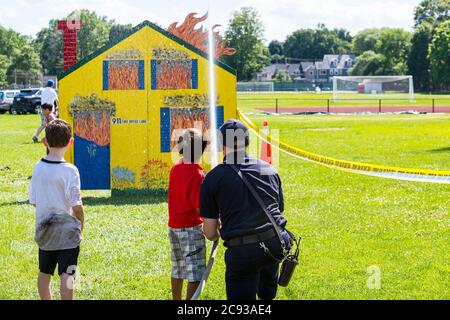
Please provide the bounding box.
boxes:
[112,166,136,190]
[140,159,170,190]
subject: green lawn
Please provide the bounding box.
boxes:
[0,113,449,300]
[238,93,450,112]
[247,113,450,170]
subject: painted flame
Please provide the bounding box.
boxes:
[167,12,236,58]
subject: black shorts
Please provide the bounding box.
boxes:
[39,247,80,276]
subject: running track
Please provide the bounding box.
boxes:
[258,106,450,113]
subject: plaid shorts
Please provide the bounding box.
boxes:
[169,225,206,282]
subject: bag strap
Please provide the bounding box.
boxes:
[229,164,289,256]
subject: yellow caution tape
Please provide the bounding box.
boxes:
[238,110,450,177]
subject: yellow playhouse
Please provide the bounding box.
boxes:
[58,18,237,194]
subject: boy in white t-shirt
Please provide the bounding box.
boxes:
[29,119,85,300]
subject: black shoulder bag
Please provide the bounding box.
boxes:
[230,165,301,287]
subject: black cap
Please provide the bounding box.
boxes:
[219,119,250,150]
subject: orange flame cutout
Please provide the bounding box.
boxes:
[167,12,236,58]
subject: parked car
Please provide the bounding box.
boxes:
[0,90,20,114]
[10,88,42,115]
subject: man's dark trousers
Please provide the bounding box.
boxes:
[225,235,283,300]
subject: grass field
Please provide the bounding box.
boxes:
[248,113,450,170]
[238,93,450,113]
[1,113,449,300]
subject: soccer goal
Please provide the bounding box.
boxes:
[332,76,414,102]
[237,82,274,92]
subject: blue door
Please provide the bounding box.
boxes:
[74,110,111,190]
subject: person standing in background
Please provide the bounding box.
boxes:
[33,80,59,143]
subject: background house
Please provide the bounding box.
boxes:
[314,54,355,82]
[256,63,301,81]
[257,54,355,82]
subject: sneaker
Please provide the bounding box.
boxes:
[32,136,38,143]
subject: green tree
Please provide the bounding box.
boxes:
[109,23,134,44]
[283,24,351,60]
[0,28,21,56]
[274,69,291,82]
[224,7,270,81]
[269,40,285,63]
[353,29,381,56]
[408,23,433,91]
[378,28,411,74]
[350,51,385,76]
[268,40,283,56]
[34,10,114,75]
[336,28,353,43]
[33,21,63,75]
[270,54,284,63]
[414,0,450,27]
[0,54,9,87]
[352,28,410,75]
[428,20,450,90]
[283,29,315,59]
[0,25,42,85]
[68,10,112,59]
[9,43,41,74]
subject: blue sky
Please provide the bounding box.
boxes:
[0,0,420,42]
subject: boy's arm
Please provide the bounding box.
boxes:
[29,168,36,206]
[69,168,84,230]
[202,218,220,241]
[72,205,85,232]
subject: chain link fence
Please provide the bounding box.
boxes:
[1,71,58,90]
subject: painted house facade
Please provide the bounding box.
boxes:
[59,20,237,194]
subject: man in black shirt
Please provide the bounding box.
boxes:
[200,119,291,300]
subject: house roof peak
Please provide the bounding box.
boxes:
[59,20,236,80]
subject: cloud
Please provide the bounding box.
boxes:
[0,0,418,40]
[235,0,417,41]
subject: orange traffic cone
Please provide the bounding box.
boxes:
[260,121,272,164]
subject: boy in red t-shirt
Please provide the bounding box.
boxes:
[168,128,208,300]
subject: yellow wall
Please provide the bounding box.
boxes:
[59,24,237,192]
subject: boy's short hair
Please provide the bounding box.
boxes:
[41,103,53,111]
[45,119,72,148]
[177,129,207,163]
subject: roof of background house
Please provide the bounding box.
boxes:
[315,60,325,70]
[259,64,280,76]
[316,54,355,70]
[258,63,301,76]
[301,62,315,71]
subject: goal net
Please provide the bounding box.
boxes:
[332,76,414,102]
[237,82,274,92]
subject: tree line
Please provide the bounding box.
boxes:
[0,9,133,87]
[0,1,448,91]
[224,0,449,91]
